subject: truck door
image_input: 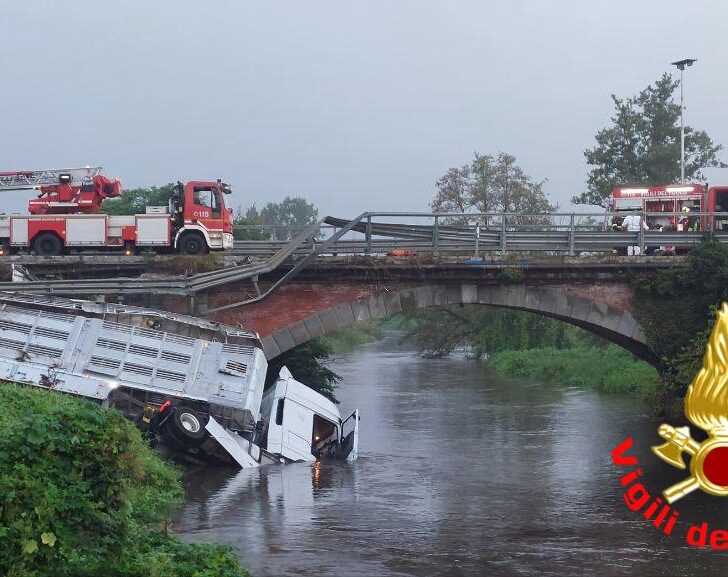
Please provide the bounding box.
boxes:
[339,409,359,462]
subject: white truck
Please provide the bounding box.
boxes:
[0,292,358,467]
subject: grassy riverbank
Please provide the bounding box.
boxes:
[0,383,249,577]
[322,322,382,353]
[486,345,660,396]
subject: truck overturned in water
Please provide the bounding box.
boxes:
[0,292,359,467]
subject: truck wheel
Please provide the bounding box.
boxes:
[161,407,208,447]
[179,234,207,255]
[33,233,63,256]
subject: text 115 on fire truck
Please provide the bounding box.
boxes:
[0,167,234,256]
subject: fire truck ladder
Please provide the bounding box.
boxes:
[0,167,103,191]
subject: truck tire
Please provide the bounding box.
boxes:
[160,407,208,448]
[33,233,63,256]
[179,233,207,255]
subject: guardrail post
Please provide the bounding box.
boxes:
[365,215,372,254]
[474,222,480,259]
[433,216,440,257]
[568,214,575,256]
[639,211,645,255]
[500,214,507,254]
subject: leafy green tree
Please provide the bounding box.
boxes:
[574,74,725,207]
[403,306,602,359]
[432,152,555,224]
[101,184,176,215]
[233,205,269,240]
[266,338,341,403]
[260,197,319,240]
[633,239,728,414]
[234,197,320,240]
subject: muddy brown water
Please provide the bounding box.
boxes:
[175,334,728,576]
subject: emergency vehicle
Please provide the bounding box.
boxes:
[610,183,728,231]
[0,167,235,255]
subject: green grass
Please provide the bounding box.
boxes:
[323,322,382,353]
[486,345,660,396]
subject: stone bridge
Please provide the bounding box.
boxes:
[185,259,666,365]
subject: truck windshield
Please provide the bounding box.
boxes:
[312,415,338,456]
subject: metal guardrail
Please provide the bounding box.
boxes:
[1,211,724,300]
[0,213,371,298]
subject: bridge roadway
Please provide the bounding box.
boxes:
[1,208,711,365]
[0,211,712,301]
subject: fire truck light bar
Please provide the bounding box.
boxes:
[665,186,698,193]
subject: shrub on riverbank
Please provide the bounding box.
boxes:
[632,239,728,415]
[0,383,249,577]
[322,322,382,353]
[486,345,660,396]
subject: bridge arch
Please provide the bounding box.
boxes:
[258,284,656,365]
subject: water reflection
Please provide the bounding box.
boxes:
[175,334,728,577]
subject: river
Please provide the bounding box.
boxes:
[175,334,728,576]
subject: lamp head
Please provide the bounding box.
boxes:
[671,58,697,70]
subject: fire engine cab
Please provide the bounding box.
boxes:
[0,167,235,256]
[610,184,728,231]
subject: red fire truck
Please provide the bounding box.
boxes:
[610,183,728,231]
[0,167,234,256]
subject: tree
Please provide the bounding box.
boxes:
[265,339,341,403]
[101,183,176,215]
[431,152,555,224]
[260,196,319,240]
[574,74,725,207]
[403,306,601,359]
[233,205,269,240]
[234,197,319,240]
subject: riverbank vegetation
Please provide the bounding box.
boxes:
[632,239,728,417]
[487,345,659,395]
[321,322,382,353]
[0,383,249,577]
[398,306,658,397]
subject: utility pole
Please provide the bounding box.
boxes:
[671,58,697,183]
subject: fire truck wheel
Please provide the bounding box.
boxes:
[32,233,63,256]
[161,407,208,447]
[179,233,208,255]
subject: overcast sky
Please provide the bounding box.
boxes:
[1,0,727,216]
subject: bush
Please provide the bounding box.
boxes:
[322,323,382,353]
[632,239,728,413]
[0,383,249,577]
[486,345,659,397]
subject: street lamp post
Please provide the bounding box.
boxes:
[671,58,697,183]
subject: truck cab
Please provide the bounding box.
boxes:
[170,180,235,254]
[259,367,359,463]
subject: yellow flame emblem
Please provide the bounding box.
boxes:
[652,303,728,503]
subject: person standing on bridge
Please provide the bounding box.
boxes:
[621,210,649,256]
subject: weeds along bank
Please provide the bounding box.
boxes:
[0,383,249,577]
[319,303,668,407]
[486,345,660,396]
